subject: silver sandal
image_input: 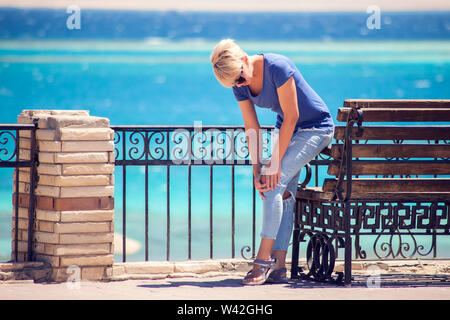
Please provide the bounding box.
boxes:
[266,267,288,283]
[242,257,277,285]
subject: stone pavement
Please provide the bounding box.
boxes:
[1,273,450,300]
[1,259,450,300]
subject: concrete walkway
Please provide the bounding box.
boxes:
[1,259,450,300]
[1,273,450,300]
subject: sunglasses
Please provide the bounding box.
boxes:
[233,65,246,86]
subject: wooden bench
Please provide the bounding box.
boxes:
[290,99,450,286]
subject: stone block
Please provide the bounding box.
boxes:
[11,230,28,242]
[39,141,61,152]
[36,185,60,198]
[60,210,114,222]
[34,231,60,244]
[13,207,30,219]
[60,254,114,267]
[62,163,114,175]
[81,266,106,280]
[38,221,55,233]
[124,261,175,274]
[36,209,61,222]
[19,149,30,160]
[47,115,109,130]
[20,230,28,241]
[34,242,45,254]
[59,232,114,244]
[19,137,31,149]
[37,196,54,210]
[62,141,114,152]
[19,110,89,121]
[37,118,49,129]
[17,115,34,125]
[109,264,125,277]
[59,186,114,198]
[14,181,27,194]
[11,240,28,252]
[174,261,222,274]
[59,128,114,141]
[18,167,31,173]
[55,152,109,164]
[33,242,48,255]
[15,172,29,183]
[36,129,57,141]
[18,130,31,138]
[39,152,56,163]
[39,174,110,187]
[109,151,116,163]
[38,164,62,175]
[53,196,114,211]
[11,218,29,230]
[47,243,111,255]
[48,110,90,116]
[54,222,111,234]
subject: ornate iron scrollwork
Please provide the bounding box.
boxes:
[240,245,252,260]
[0,130,17,162]
[297,231,344,284]
[352,201,447,259]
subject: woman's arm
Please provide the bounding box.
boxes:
[263,76,299,190]
[237,99,264,176]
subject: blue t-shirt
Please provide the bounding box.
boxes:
[232,53,334,130]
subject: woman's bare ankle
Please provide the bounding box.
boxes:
[274,261,285,270]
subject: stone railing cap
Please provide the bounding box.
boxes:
[46,115,110,129]
[20,110,90,117]
[18,110,109,129]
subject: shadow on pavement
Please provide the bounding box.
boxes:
[292,273,450,288]
[138,277,244,289]
[137,273,450,290]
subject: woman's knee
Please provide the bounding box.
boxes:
[262,187,285,202]
[282,190,292,200]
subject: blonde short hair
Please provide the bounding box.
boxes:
[210,39,246,88]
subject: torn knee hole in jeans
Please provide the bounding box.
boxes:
[282,190,294,200]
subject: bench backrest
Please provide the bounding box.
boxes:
[326,99,450,201]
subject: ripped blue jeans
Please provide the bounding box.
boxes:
[261,127,334,251]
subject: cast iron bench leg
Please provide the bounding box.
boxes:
[291,228,300,279]
[344,234,352,286]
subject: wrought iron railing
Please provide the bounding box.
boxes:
[111,125,449,263]
[1,122,447,264]
[0,122,38,262]
[111,125,325,262]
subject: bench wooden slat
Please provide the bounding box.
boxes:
[337,108,450,122]
[323,178,450,193]
[296,187,333,201]
[344,99,450,109]
[328,160,450,176]
[334,125,450,140]
[331,144,450,159]
[296,187,450,201]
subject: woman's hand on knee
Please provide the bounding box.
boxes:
[254,174,271,200]
[261,160,281,192]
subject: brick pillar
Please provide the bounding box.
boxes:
[12,110,115,282]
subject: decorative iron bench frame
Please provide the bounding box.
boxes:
[290,99,450,286]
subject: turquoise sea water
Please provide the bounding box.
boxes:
[0,38,449,261]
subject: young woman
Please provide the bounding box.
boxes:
[210,39,334,285]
